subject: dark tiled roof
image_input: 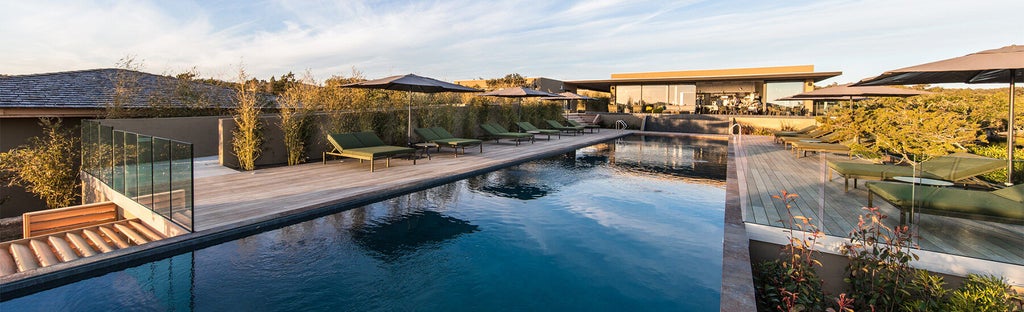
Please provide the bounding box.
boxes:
[0,68,239,109]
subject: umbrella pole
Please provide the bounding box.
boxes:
[408,90,413,145]
[1009,70,1017,185]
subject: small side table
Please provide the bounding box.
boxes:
[413,142,439,160]
[890,176,954,187]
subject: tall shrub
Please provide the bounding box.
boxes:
[840,207,919,311]
[0,118,81,209]
[752,191,826,311]
[232,67,263,171]
[278,71,315,165]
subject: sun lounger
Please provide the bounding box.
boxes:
[544,120,584,135]
[774,126,825,143]
[789,137,857,158]
[480,123,534,145]
[829,152,1005,191]
[566,120,600,133]
[323,132,415,172]
[414,127,483,157]
[515,122,560,140]
[866,182,1024,225]
[772,125,817,138]
[781,131,841,149]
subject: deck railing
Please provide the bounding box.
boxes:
[81,120,194,232]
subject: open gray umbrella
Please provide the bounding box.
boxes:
[853,45,1024,184]
[540,91,597,113]
[479,86,562,119]
[781,83,932,113]
[342,74,481,144]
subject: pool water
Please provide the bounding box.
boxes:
[2,135,728,311]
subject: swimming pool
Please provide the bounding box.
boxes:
[2,134,728,311]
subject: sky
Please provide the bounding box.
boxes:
[2,0,1022,86]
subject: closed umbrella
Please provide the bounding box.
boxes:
[853,44,1024,184]
[342,74,481,144]
[478,86,562,120]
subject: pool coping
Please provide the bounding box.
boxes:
[2,131,637,300]
[720,135,757,311]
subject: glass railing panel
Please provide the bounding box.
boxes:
[112,131,125,193]
[137,135,154,209]
[124,132,138,198]
[80,120,195,232]
[99,125,114,183]
[170,141,193,231]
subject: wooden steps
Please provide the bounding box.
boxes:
[0,218,167,277]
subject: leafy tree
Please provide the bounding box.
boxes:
[485,73,529,90]
[0,118,80,209]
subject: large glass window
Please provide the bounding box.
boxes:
[765,81,805,107]
[615,85,641,106]
[640,85,668,106]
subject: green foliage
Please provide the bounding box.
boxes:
[0,118,81,209]
[826,95,984,164]
[944,274,1023,312]
[277,71,315,166]
[841,206,919,311]
[232,67,264,171]
[484,73,528,90]
[969,143,1024,185]
[753,191,826,311]
[900,269,950,312]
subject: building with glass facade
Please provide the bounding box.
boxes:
[568,65,841,115]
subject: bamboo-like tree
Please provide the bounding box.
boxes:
[277,71,316,165]
[232,67,264,171]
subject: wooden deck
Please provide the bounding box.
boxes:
[734,135,1024,265]
[192,131,629,231]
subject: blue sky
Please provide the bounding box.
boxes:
[2,0,1022,86]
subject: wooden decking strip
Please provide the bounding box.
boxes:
[192,131,630,231]
[736,135,1024,265]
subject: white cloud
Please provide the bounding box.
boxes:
[1,0,1022,86]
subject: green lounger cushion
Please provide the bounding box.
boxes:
[515,122,559,134]
[430,127,483,145]
[829,153,1004,182]
[328,133,364,149]
[867,182,1024,224]
[339,145,413,158]
[773,125,817,136]
[414,128,443,142]
[353,131,388,147]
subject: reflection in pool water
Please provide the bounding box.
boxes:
[2,135,729,311]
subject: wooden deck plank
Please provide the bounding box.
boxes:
[190,131,629,232]
[736,135,1024,265]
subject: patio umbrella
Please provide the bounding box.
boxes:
[478,86,562,119]
[342,74,481,144]
[781,83,932,113]
[540,91,596,113]
[853,44,1024,184]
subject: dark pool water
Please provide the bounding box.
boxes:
[2,135,728,311]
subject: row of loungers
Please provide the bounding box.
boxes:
[772,126,1023,225]
[324,121,597,172]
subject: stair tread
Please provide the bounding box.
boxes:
[83,229,115,252]
[98,226,130,249]
[129,221,164,241]
[114,224,148,245]
[48,236,80,262]
[10,243,38,271]
[30,239,60,267]
[0,248,17,276]
[66,232,98,257]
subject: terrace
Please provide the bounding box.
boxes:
[732,134,1023,282]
